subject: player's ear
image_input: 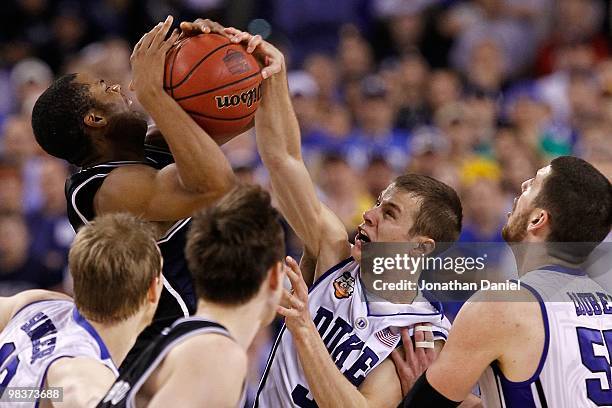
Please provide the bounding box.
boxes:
[527,209,549,233]
[147,275,162,305]
[413,237,435,257]
[267,261,283,292]
[83,109,108,129]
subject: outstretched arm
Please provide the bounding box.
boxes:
[96,17,235,221]
[0,290,69,332]
[230,30,349,277]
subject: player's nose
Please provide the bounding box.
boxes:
[362,208,376,226]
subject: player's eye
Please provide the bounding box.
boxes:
[384,210,395,219]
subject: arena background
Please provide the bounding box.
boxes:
[1,0,612,405]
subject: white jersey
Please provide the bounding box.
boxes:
[479,265,612,408]
[0,299,118,407]
[255,258,451,407]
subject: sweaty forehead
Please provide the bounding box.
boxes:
[533,165,552,187]
[74,73,99,88]
[380,185,422,213]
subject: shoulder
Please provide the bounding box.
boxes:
[164,332,246,377]
[94,164,160,214]
[46,356,116,406]
[453,287,541,347]
[0,290,70,330]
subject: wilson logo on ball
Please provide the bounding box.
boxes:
[215,83,262,109]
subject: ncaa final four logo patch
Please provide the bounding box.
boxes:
[333,272,355,299]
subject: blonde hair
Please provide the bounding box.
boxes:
[69,213,161,324]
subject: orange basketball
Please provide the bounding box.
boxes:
[164,33,262,144]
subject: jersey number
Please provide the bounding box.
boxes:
[0,342,20,395]
[577,327,612,406]
[292,384,318,408]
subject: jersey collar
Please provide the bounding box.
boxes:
[72,306,112,361]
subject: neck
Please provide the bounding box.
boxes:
[89,312,148,366]
[195,299,264,349]
[511,242,581,277]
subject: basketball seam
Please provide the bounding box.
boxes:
[168,39,187,98]
[185,109,256,121]
[172,71,261,101]
[169,38,233,90]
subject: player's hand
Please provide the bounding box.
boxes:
[223,27,285,79]
[130,16,180,105]
[277,256,314,334]
[390,325,437,397]
[179,18,230,39]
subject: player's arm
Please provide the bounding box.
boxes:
[147,335,247,408]
[228,30,349,278]
[96,17,235,220]
[280,258,401,408]
[399,296,527,407]
[46,356,116,408]
[0,290,70,332]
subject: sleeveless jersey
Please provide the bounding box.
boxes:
[65,147,196,368]
[0,299,117,407]
[478,265,612,408]
[98,317,245,408]
[255,258,451,407]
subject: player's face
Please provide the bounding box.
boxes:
[75,73,134,115]
[352,184,420,262]
[502,165,551,242]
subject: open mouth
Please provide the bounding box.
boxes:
[355,228,371,244]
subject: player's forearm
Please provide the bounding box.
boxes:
[142,91,235,194]
[292,322,370,408]
[255,68,302,165]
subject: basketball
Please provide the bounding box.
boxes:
[164,33,262,143]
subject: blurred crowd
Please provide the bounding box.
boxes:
[1,0,612,404]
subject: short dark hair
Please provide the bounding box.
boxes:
[32,74,98,166]
[394,174,463,243]
[186,185,285,305]
[534,156,612,253]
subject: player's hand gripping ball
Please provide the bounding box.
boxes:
[164,33,262,144]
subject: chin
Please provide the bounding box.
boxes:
[350,245,362,262]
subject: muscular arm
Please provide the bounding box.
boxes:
[256,65,349,277]
[403,291,543,405]
[147,335,246,408]
[293,322,442,408]
[96,18,235,221]
[46,357,116,408]
[0,290,70,332]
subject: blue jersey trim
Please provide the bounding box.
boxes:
[255,256,357,406]
[254,325,287,407]
[34,355,74,408]
[309,257,354,292]
[540,264,586,276]
[11,299,73,321]
[71,307,112,361]
[492,280,550,388]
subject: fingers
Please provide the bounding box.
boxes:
[284,256,308,299]
[162,28,180,51]
[277,305,300,318]
[151,16,174,49]
[246,34,263,53]
[179,19,228,37]
[261,51,283,79]
[400,327,415,362]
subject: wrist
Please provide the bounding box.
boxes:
[291,318,318,341]
[137,87,165,107]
